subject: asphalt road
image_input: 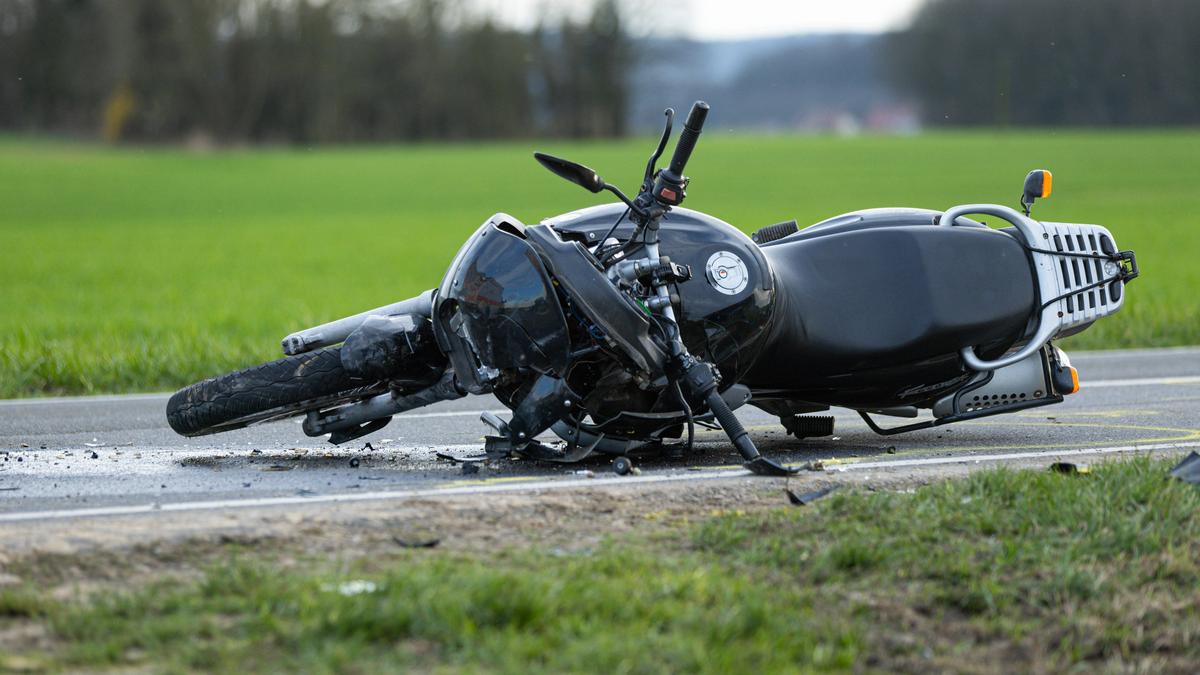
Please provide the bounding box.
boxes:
[2,347,1198,520]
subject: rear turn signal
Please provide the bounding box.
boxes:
[1021,169,1053,215]
[1052,364,1080,395]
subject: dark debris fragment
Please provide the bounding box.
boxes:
[786,485,839,505]
[393,535,440,549]
[1050,462,1090,475]
[1169,452,1200,485]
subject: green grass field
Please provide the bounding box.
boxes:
[3,459,1197,671]
[2,131,1197,397]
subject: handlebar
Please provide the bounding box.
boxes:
[667,101,709,177]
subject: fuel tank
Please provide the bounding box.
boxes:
[547,205,1038,410]
[543,204,776,383]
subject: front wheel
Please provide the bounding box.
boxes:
[166,346,384,437]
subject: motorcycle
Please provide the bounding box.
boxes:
[167,102,1139,476]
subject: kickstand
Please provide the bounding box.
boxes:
[744,456,797,476]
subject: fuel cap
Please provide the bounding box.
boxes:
[705,251,748,296]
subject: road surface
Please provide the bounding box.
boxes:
[2,347,1198,524]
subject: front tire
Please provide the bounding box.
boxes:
[166,346,384,437]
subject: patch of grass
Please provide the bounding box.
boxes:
[2,130,1197,397]
[7,458,1199,672]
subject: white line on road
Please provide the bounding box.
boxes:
[2,374,1196,411]
[1083,375,1200,388]
[2,440,1197,523]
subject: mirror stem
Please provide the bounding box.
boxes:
[603,184,644,218]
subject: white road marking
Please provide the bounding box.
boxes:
[1083,375,1200,388]
[2,440,1197,523]
[3,374,1196,412]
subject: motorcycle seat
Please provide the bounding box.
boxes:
[750,219,1036,381]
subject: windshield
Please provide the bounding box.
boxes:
[436,220,570,381]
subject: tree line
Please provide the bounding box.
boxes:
[0,0,629,143]
[889,0,1200,126]
[3,0,1198,141]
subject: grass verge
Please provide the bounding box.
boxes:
[3,457,1197,672]
[2,131,1198,397]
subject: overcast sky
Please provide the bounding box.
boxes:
[472,0,924,39]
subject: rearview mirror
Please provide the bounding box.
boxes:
[533,152,606,193]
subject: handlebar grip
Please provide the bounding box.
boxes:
[667,101,709,176]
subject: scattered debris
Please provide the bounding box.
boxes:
[0,486,19,492]
[250,449,263,455]
[19,443,28,448]
[83,441,105,448]
[89,450,99,459]
[393,536,440,549]
[786,485,839,505]
[296,489,317,496]
[263,464,293,472]
[461,462,480,475]
[572,470,595,478]
[362,442,375,451]
[1050,462,1091,475]
[801,460,825,471]
[242,482,251,488]
[358,476,385,481]
[1169,452,1200,485]
[612,456,634,476]
[436,451,489,463]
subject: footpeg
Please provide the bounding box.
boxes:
[781,414,835,438]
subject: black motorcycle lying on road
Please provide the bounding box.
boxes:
[167,102,1139,475]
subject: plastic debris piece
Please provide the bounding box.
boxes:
[0,486,19,492]
[885,446,897,454]
[263,464,292,472]
[1169,451,1200,485]
[461,462,480,475]
[786,485,839,505]
[83,442,104,448]
[322,580,379,595]
[89,451,99,459]
[1050,462,1090,475]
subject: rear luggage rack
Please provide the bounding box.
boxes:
[939,204,1136,372]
